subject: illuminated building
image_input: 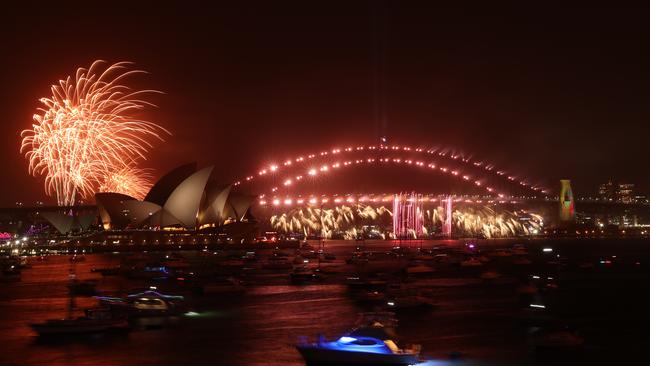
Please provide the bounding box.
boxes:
[598,180,615,201]
[598,180,638,204]
[95,163,255,231]
[617,183,635,203]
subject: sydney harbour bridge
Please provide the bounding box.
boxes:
[224,143,645,240]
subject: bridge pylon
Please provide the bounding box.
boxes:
[559,179,575,222]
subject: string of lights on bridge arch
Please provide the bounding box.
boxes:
[231,144,548,203]
[256,192,530,208]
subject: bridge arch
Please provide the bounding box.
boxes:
[233,143,547,200]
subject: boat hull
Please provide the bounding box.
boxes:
[31,320,129,335]
[296,345,418,365]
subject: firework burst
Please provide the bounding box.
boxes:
[21,60,169,205]
[98,165,153,200]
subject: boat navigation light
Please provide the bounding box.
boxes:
[338,336,357,343]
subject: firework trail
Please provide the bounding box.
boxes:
[21,60,168,205]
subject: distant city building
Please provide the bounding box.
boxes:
[618,183,635,203]
[598,180,615,201]
[597,180,637,203]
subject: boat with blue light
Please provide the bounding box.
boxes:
[296,335,419,365]
[296,313,420,365]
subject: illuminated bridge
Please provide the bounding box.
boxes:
[225,143,648,239]
[225,143,553,239]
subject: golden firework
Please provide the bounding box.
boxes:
[21,60,168,205]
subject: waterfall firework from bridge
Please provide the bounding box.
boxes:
[245,143,548,238]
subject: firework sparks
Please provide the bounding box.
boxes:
[98,165,153,200]
[21,60,169,205]
[269,202,543,239]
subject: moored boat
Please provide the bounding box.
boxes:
[290,266,323,284]
[30,308,129,336]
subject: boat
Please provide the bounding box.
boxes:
[517,283,538,295]
[296,313,420,365]
[480,271,502,280]
[404,264,434,276]
[318,251,336,262]
[263,256,292,270]
[69,254,85,262]
[290,266,323,284]
[97,288,184,317]
[512,244,528,256]
[293,255,308,265]
[353,290,386,303]
[30,308,129,336]
[91,266,122,276]
[345,276,388,290]
[32,261,128,336]
[460,257,483,267]
[513,257,532,265]
[385,295,436,310]
[126,264,171,280]
[346,252,371,265]
[301,242,315,251]
[1,264,21,279]
[490,249,512,257]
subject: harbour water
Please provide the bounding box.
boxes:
[1,238,649,365]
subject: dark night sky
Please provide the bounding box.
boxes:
[2,3,649,206]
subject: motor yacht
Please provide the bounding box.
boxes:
[97,288,184,317]
[296,313,420,365]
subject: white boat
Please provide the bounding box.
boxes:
[297,336,419,365]
[296,315,420,365]
[97,289,184,317]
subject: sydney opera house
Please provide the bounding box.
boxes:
[96,163,255,231]
[16,163,259,245]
